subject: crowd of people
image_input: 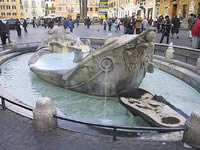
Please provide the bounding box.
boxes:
[1,14,200,49]
[101,15,153,35]
[188,13,200,49]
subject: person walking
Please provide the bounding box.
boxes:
[32,18,36,28]
[171,15,180,39]
[76,17,79,27]
[86,17,91,29]
[142,17,148,31]
[23,19,28,33]
[68,18,74,33]
[157,15,164,33]
[103,18,107,30]
[5,22,11,43]
[63,18,69,29]
[108,18,113,31]
[159,16,171,44]
[188,14,194,38]
[0,20,7,45]
[127,17,135,35]
[15,19,21,36]
[123,15,128,34]
[135,14,143,34]
[192,19,200,49]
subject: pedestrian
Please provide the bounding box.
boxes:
[48,19,54,29]
[188,14,194,38]
[142,17,148,31]
[0,20,7,45]
[68,18,74,33]
[127,17,135,35]
[160,16,171,44]
[103,18,107,30]
[15,19,21,36]
[23,19,28,33]
[148,17,153,26]
[5,22,11,43]
[76,17,79,27]
[86,17,91,29]
[32,18,36,28]
[190,14,198,33]
[171,15,180,39]
[135,14,143,34]
[44,19,47,28]
[108,18,113,31]
[123,15,128,34]
[192,19,200,49]
[157,15,163,33]
[63,18,69,29]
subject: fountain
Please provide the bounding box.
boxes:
[28,28,155,96]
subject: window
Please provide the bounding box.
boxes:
[1,12,5,16]
[13,12,17,16]
[0,5,5,9]
[32,0,36,7]
[95,7,98,11]
[164,7,168,16]
[21,13,23,16]
[7,12,11,16]
[7,0,9,2]
[26,8,28,12]
[90,7,92,11]
[6,5,10,9]
[24,0,29,8]
[12,5,16,9]
[20,5,23,9]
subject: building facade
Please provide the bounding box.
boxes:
[55,0,99,19]
[24,0,45,19]
[0,0,24,19]
[155,0,200,19]
[45,0,55,16]
[108,0,155,19]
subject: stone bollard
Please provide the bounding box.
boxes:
[33,97,57,132]
[183,109,200,148]
[166,42,174,60]
[196,57,200,72]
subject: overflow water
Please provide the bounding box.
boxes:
[0,53,200,126]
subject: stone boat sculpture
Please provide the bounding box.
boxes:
[119,89,187,127]
[29,28,155,96]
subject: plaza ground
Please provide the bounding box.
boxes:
[0,24,196,150]
[4,24,193,48]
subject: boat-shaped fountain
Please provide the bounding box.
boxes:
[28,28,155,96]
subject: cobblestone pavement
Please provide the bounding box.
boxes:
[0,107,194,150]
[2,24,192,48]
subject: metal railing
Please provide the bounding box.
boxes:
[0,95,185,141]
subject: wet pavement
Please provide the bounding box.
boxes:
[0,24,196,150]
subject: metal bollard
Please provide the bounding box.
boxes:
[113,128,117,141]
[1,97,6,110]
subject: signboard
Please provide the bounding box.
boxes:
[99,0,108,8]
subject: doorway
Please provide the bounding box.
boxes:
[172,4,177,17]
[183,5,187,18]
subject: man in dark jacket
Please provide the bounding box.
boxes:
[160,16,171,44]
[15,19,21,36]
[86,17,91,29]
[0,20,7,45]
[171,15,180,39]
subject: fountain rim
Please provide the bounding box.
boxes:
[0,39,199,141]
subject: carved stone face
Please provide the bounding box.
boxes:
[146,31,155,42]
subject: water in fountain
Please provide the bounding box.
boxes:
[100,66,113,124]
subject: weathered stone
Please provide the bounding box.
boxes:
[196,57,200,72]
[166,43,174,60]
[33,97,57,132]
[183,109,200,149]
[29,29,155,96]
